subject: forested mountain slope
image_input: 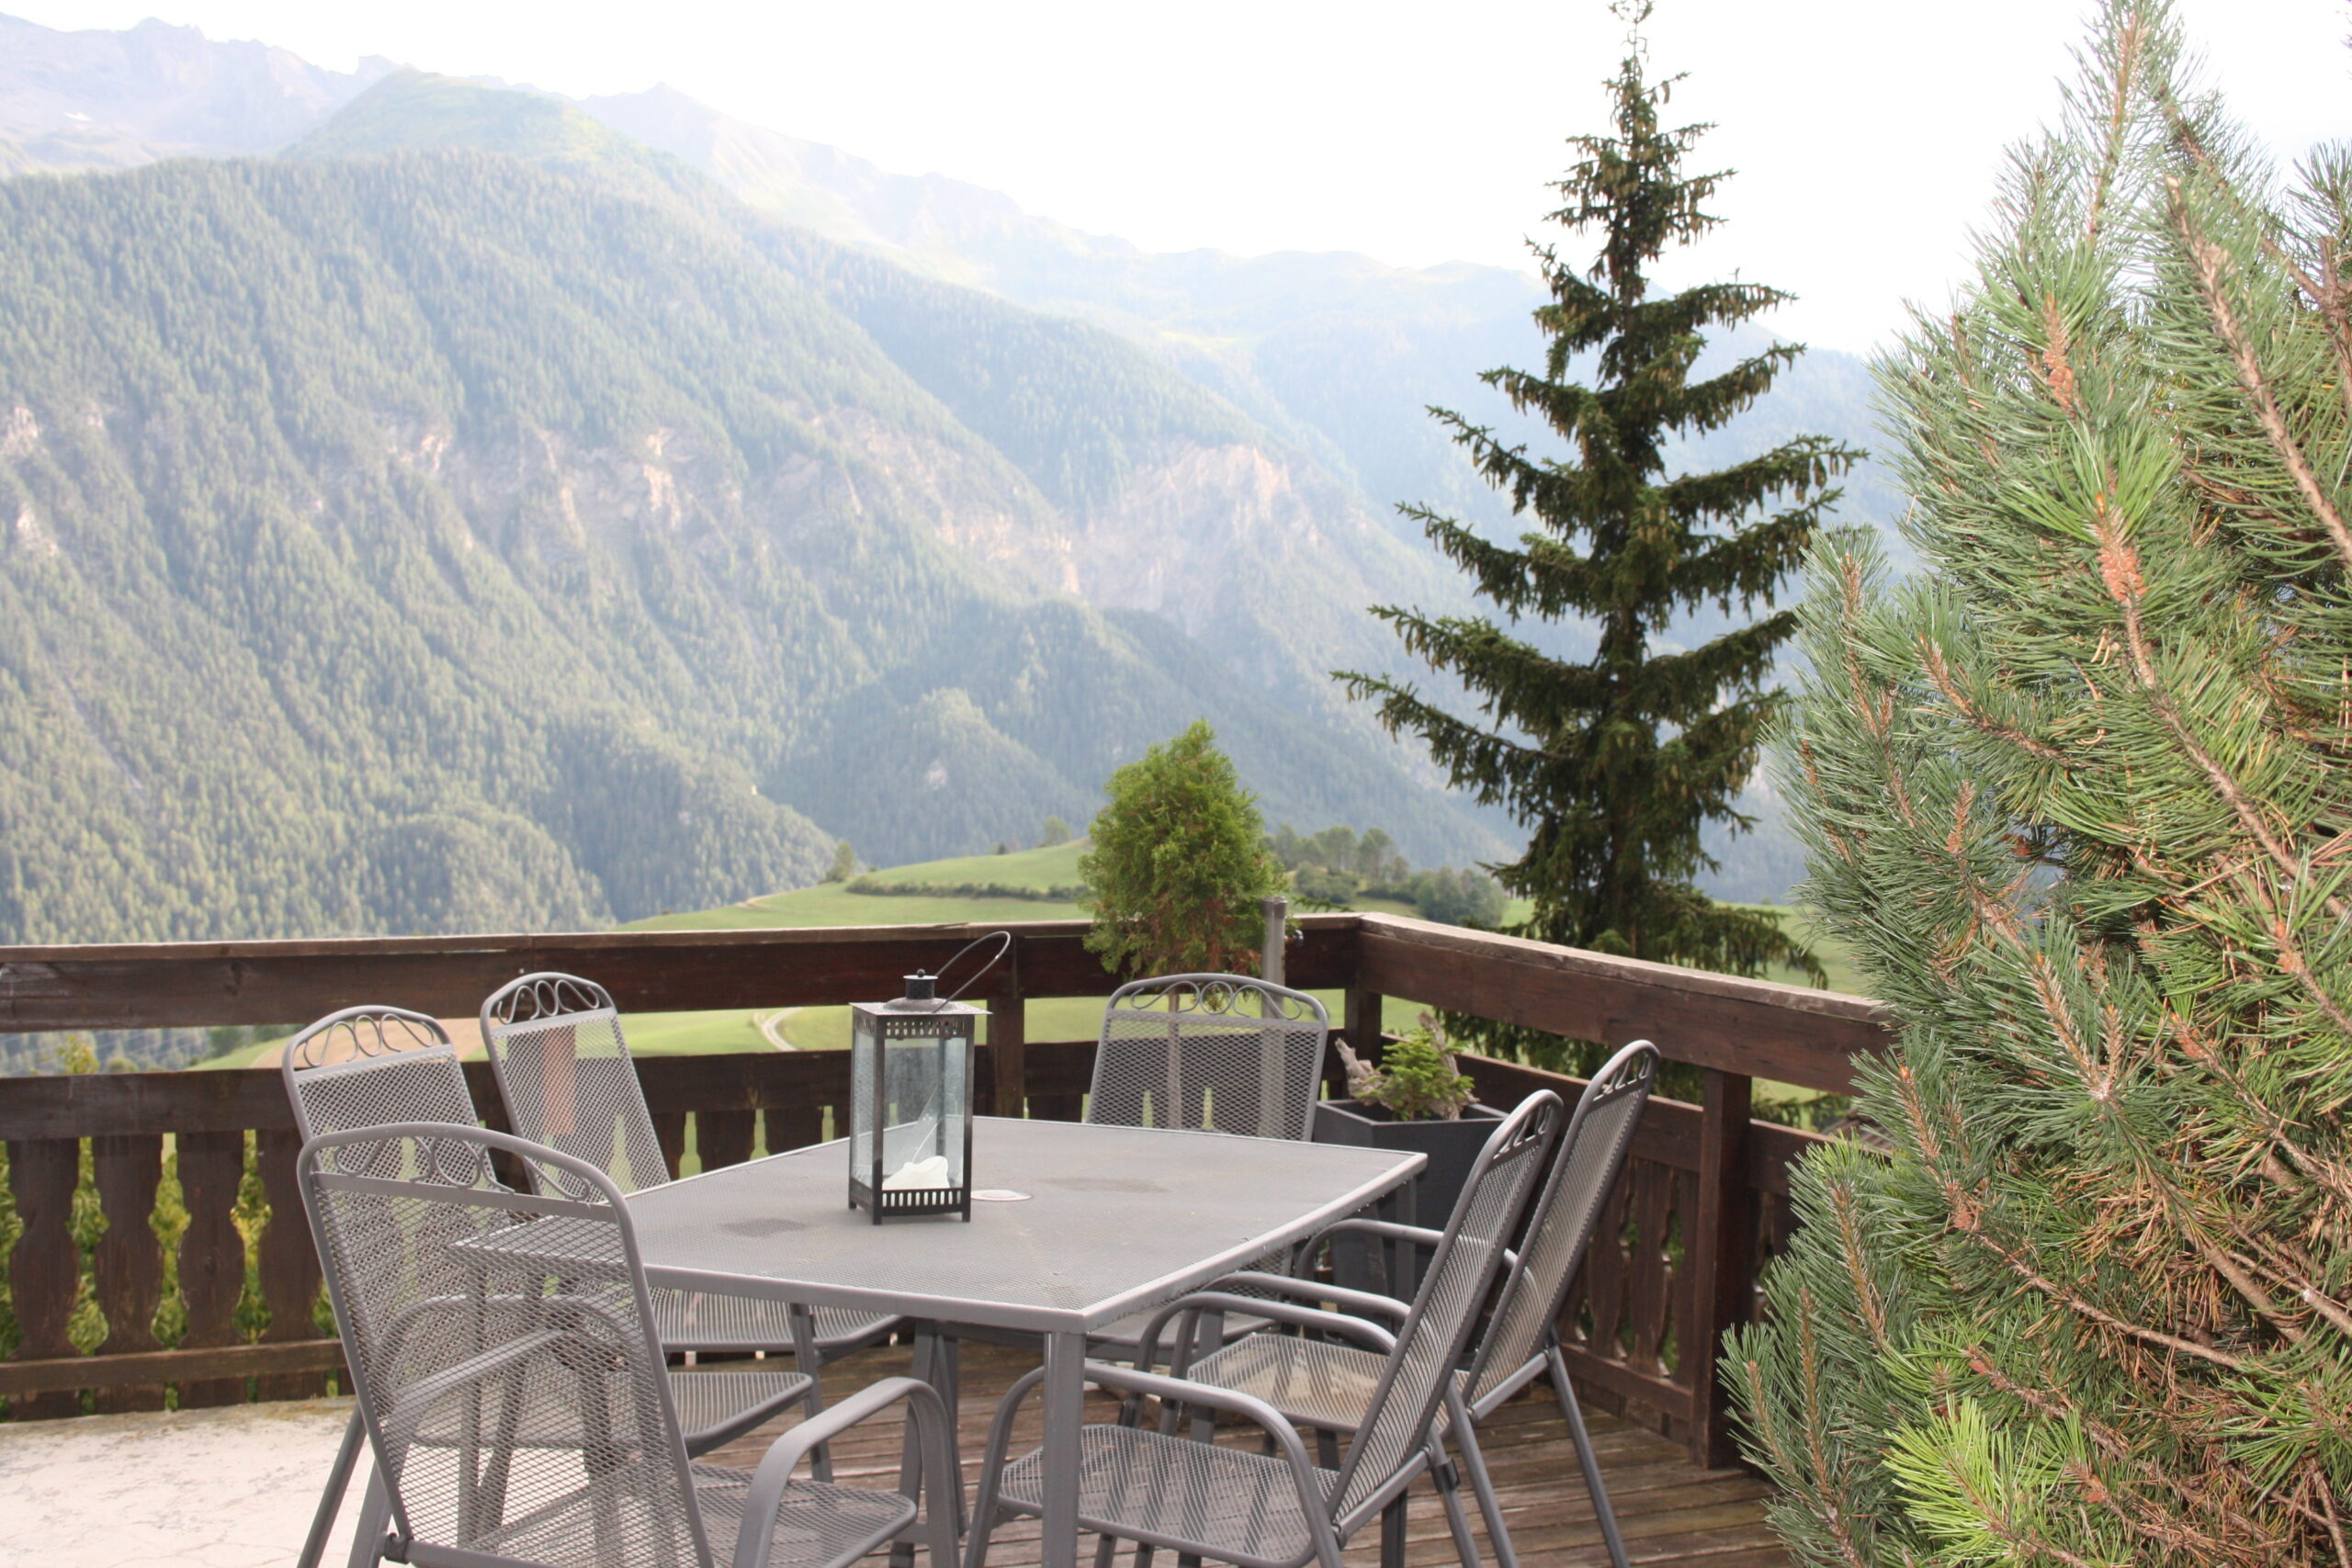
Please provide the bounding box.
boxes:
[282,73,1471,699]
[0,148,1500,944]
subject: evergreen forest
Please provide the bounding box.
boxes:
[0,131,1504,948]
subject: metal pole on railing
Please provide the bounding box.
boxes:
[1258,894,1292,1134]
[1261,895,1289,988]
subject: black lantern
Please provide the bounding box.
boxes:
[848,971,978,1222]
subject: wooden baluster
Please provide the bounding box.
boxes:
[253,1128,330,1400]
[89,1134,164,1412]
[1625,1162,1676,1377]
[987,939,1026,1120]
[697,1110,754,1172]
[1577,1169,1633,1364]
[763,1101,823,1156]
[6,1137,83,1418]
[1685,1068,1755,1469]
[174,1130,248,1408]
[651,1113,689,1181]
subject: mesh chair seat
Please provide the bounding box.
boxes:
[466,1461,914,1568]
[1182,1336,1386,1434]
[806,1307,899,1351]
[995,1424,1334,1568]
[668,1366,814,1451]
[656,1290,896,1359]
[691,1462,919,1568]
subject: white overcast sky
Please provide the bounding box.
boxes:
[13,0,2348,352]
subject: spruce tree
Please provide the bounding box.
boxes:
[1340,2,1852,1043]
[1731,5,2352,1561]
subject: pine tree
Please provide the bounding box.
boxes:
[1730,5,2352,1561]
[1339,2,1851,1053]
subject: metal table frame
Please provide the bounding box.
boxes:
[615,1116,1424,1568]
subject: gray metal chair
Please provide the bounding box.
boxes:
[964,1088,1564,1568]
[479,977,902,1391]
[283,1007,810,1568]
[1145,1042,1662,1568]
[1078,975,1330,1361]
[297,1121,959,1568]
[1087,974,1329,1139]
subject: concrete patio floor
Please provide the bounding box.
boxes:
[0,1344,1787,1568]
[0,1396,368,1568]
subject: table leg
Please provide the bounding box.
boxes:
[1041,1330,1085,1568]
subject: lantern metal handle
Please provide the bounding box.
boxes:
[924,930,1013,1009]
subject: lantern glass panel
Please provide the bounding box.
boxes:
[850,1019,878,1190]
[881,1028,967,1191]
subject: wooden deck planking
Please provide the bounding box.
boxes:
[702,1343,1789,1568]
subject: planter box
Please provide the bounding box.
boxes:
[1313,1099,1503,1297]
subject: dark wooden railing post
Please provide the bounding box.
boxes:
[989,936,1027,1119]
[6,1137,82,1418]
[1686,1067,1755,1468]
[697,1109,755,1172]
[763,1091,825,1156]
[89,1134,164,1412]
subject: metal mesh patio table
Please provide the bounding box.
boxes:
[598,1117,1423,1568]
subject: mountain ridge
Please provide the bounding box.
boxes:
[0,138,1509,947]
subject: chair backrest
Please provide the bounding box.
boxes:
[1087,974,1329,1140]
[1467,1042,1659,1406]
[281,1007,479,1145]
[1332,1089,1562,1522]
[480,973,672,1194]
[300,1122,712,1568]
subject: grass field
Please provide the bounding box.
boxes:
[191,842,1863,1089]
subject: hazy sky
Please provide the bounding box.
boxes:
[14,1,2348,352]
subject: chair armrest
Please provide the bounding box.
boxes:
[384,1329,568,1430]
[1286,1221,1519,1302]
[732,1376,953,1568]
[1293,1217,1448,1260]
[1133,1291,1396,1371]
[1209,1271,1411,1325]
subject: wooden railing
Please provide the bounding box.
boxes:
[0,912,1889,1464]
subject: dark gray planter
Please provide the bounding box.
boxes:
[1313,1099,1503,1297]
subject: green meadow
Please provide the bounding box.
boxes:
[197,841,1856,1096]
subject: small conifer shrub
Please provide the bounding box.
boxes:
[1078,721,1288,977]
[1336,1014,1476,1122]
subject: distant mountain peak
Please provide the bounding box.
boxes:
[288,70,654,171]
[0,10,392,160]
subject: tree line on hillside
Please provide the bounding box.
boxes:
[1264,822,1506,928]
